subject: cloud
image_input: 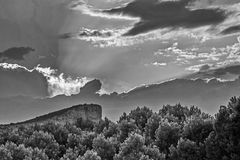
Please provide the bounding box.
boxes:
[68,0,240,47]
[0,63,91,97]
[102,0,228,36]
[59,27,137,47]
[214,36,240,66]
[221,25,240,35]
[59,28,113,39]
[0,47,35,61]
[69,0,139,20]
[213,65,240,76]
[199,64,211,71]
[181,35,240,74]
[0,63,33,71]
[154,35,240,69]
[152,62,167,66]
[80,79,102,94]
[186,63,213,72]
[36,66,91,97]
[61,26,212,47]
[155,42,222,65]
[184,63,240,83]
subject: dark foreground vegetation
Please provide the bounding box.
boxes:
[1,97,240,160]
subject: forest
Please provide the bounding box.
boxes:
[0,97,240,160]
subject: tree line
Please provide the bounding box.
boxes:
[0,97,240,160]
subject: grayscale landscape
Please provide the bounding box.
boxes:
[0,0,240,159]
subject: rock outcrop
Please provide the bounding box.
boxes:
[7,104,102,126]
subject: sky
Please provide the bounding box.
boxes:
[0,0,240,97]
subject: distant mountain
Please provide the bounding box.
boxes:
[1,65,240,123]
[3,104,102,126]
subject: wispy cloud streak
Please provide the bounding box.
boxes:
[69,0,139,21]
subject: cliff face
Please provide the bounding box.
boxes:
[49,104,102,124]
[8,104,102,126]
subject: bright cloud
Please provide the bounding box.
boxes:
[154,36,240,69]
[184,36,240,72]
[154,42,223,65]
[69,0,139,21]
[0,63,91,97]
[152,62,167,66]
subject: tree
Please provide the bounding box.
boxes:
[128,107,153,132]
[205,97,240,160]
[25,131,59,159]
[5,130,24,145]
[118,112,129,123]
[41,122,69,145]
[205,131,224,160]
[145,113,161,144]
[93,135,116,160]
[0,144,12,160]
[80,132,96,150]
[64,122,82,135]
[155,120,180,155]
[30,147,49,160]
[118,120,137,142]
[169,138,203,160]
[60,148,79,160]
[77,150,101,160]
[1,98,240,160]
[143,145,165,160]
[103,122,118,138]
[76,118,94,131]
[4,142,32,160]
[159,104,187,123]
[114,133,145,160]
[183,118,213,143]
[94,117,111,134]
[139,155,153,160]
[188,106,202,117]
[67,133,86,156]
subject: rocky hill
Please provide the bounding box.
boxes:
[4,104,102,126]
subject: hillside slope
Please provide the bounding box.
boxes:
[4,104,102,126]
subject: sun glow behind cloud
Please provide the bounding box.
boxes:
[58,0,240,93]
[0,63,91,97]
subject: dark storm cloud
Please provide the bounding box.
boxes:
[0,47,35,61]
[199,64,211,72]
[213,65,240,76]
[221,25,240,35]
[80,79,102,94]
[185,64,240,81]
[102,0,228,36]
[59,29,112,39]
[59,33,76,39]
